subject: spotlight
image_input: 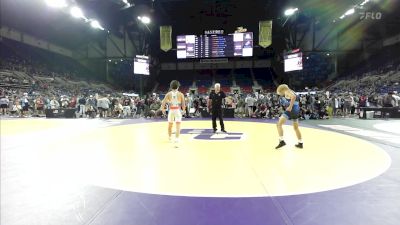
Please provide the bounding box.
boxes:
[344,8,355,16]
[139,16,151,24]
[108,59,111,62]
[326,53,330,56]
[70,6,84,19]
[122,0,131,7]
[45,0,68,8]
[284,8,299,16]
[90,20,105,30]
[360,0,370,6]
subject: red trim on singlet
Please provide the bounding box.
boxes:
[170,106,180,110]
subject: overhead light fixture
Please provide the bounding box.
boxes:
[45,0,68,8]
[122,0,131,7]
[360,0,370,6]
[139,16,151,24]
[284,8,299,16]
[326,53,330,56]
[337,6,357,20]
[344,8,355,16]
[108,59,111,62]
[70,6,85,19]
[91,20,105,30]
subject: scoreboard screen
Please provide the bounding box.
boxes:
[176,32,253,59]
[284,52,303,72]
[134,55,150,75]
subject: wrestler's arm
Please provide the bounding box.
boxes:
[180,93,186,112]
[161,92,169,112]
[286,90,296,112]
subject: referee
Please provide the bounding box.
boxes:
[208,83,227,133]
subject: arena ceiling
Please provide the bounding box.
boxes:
[1,0,399,50]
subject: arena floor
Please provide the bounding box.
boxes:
[1,117,399,225]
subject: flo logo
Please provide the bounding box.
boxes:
[180,129,244,140]
[360,12,382,20]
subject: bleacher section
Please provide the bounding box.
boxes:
[1,39,115,94]
[235,70,253,94]
[197,79,212,94]
[155,70,195,94]
[178,80,192,94]
[234,69,253,92]
[253,68,274,91]
[154,68,280,95]
[219,79,232,86]
[292,53,333,86]
[221,86,231,93]
[1,39,92,80]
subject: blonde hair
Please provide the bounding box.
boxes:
[276,84,289,96]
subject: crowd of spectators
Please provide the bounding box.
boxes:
[1,39,399,120]
[1,51,399,120]
[2,84,399,120]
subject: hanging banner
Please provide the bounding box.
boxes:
[160,26,172,52]
[259,20,272,48]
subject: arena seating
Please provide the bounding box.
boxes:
[221,86,231,93]
[198,86,209,94]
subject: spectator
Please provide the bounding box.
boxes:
[20,93,30,117]
[50,96,60,109]
[383,92,395,107]
[34,95,45,116]
[245,94,255,117]
[392,91,400,107]
[113,99,123,118]
[10,99,21,117]
[86,95,97,118]
[78,95,86,117]
[97,96,110,118]
[0,95,10,116]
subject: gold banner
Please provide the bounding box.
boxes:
[160,26,172,52]
[259,20,272,48]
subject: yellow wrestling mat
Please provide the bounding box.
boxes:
[0,119,67,135]
[1,120,391,197]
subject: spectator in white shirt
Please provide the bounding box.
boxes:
[392,91,400,107]
[245,94,255,117]
[50,97,60,109]
[0,95,10,115]
[97,96,110,118]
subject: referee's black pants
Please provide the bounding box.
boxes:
[212,108,225,131]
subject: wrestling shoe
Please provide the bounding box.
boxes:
[174,139,179,148]
[295,143,303,149]
[275,140,286,149]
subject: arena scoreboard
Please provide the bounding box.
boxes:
[176,32,253,59]
[284,52,303,72]
[133,55,150,75]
